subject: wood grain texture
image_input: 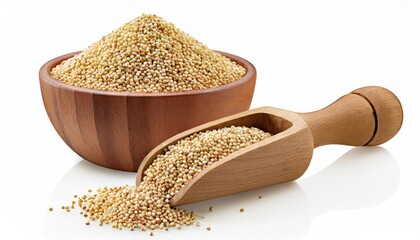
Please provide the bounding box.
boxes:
[39,51,256,171]
[300,94,376,148]
[136,86,403,206]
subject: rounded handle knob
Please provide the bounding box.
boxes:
[300,86,403,148]
[351,86,403,146]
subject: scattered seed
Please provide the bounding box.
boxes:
[150,232,154,236]
[258,196,262,199]
[86,222,90,226]
[209,207,213,212]
[73,126,270,231]
[240,208,245,212]
[207,227,211,231]
[49,207,53,212]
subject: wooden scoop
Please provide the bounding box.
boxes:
[136,86,403,206]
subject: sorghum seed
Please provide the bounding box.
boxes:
[209,207,213,212]
[50,14,245,93]
[240,208,244,212]
[86,222,90,226]
[207,227,211,231]
[73,126,270,231]
[150,232,154,236]
[258,196,262,199]
[49,208,53,212]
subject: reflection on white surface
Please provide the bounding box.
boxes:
[45,147,399,240]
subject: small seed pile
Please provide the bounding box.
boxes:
[75,126,271,231]
[50,14,246,93]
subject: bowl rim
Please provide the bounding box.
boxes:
[39,50,256,97]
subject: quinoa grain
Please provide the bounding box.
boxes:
[50,14,246,93]
[75,126,270,231]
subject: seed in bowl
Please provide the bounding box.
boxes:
[67,126,271,231]
[50,14,246,93]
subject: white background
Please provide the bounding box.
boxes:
[1,0,419,239]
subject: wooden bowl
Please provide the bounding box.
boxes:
[39,51,256,171]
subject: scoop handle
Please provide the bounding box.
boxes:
[299,86,403,148]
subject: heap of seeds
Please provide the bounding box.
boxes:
[77,126,271,231]
[50,14,246,93]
